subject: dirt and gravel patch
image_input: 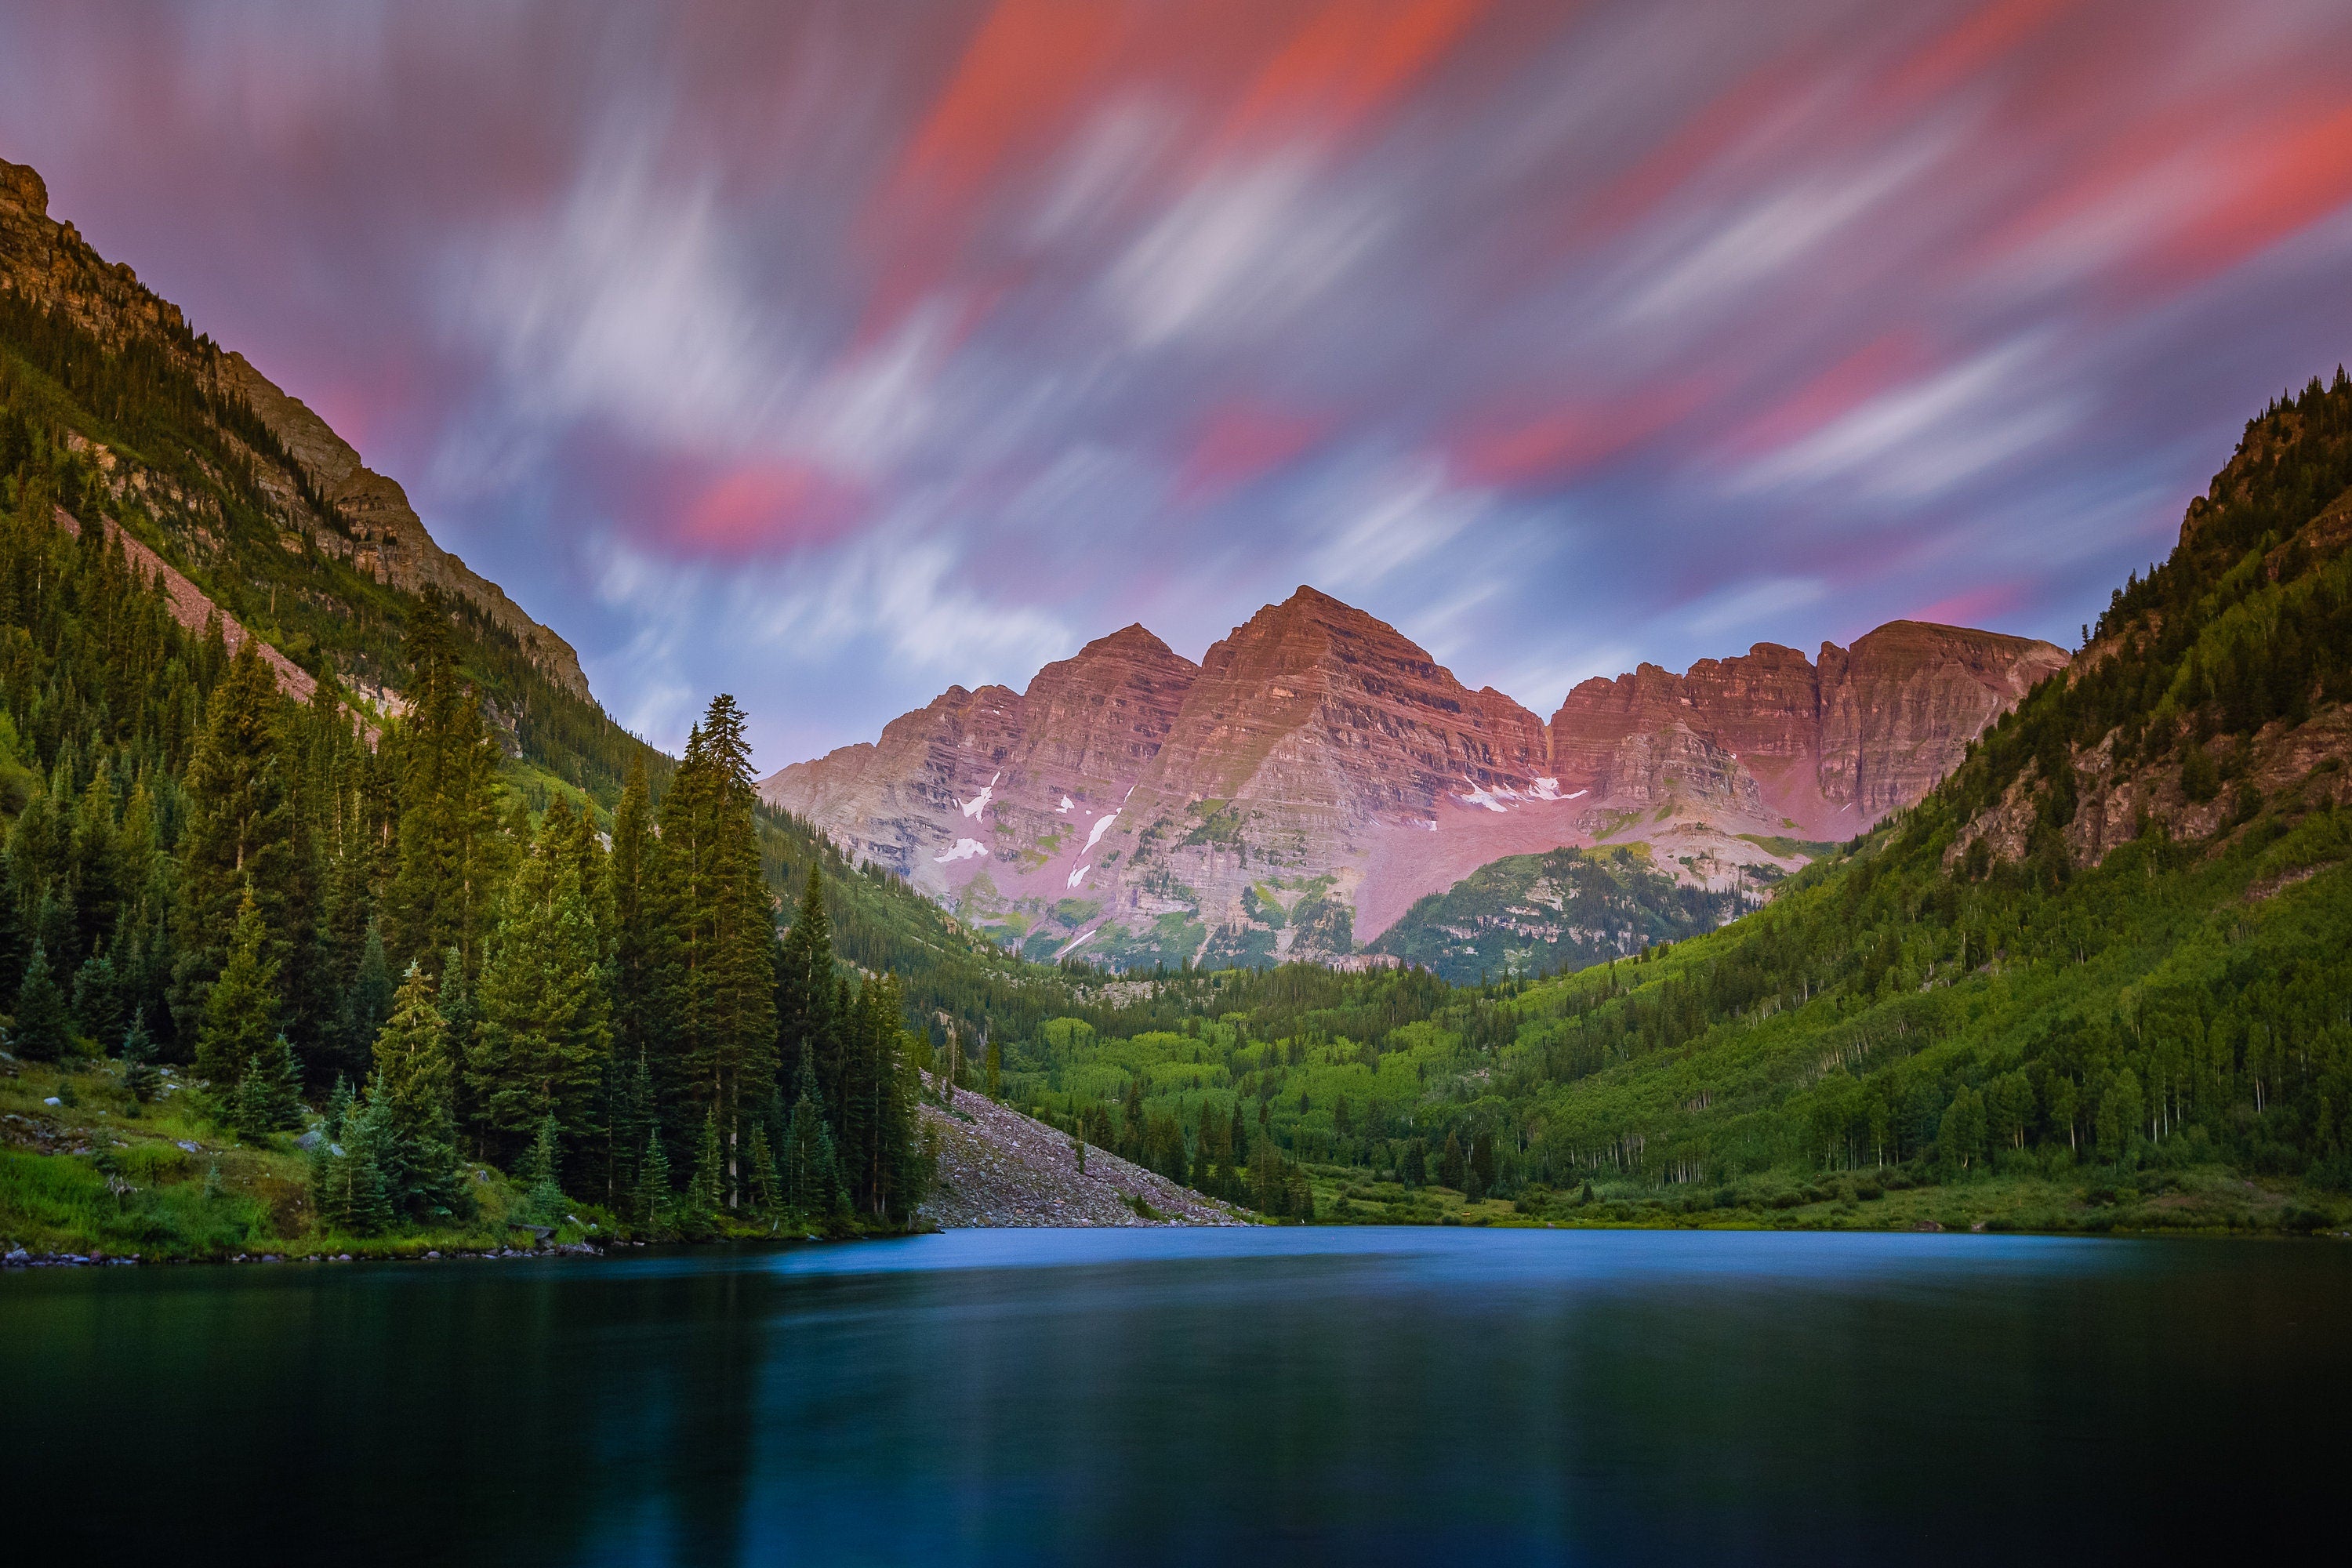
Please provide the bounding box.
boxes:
[918,1081,1243,1229]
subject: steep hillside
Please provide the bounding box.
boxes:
[0,155,630,801]
[1367,842,1762,983]
[918,372,2352,1235]
[767,585,2060,974]
[0,154,1035,1022]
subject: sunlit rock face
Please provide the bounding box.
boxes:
[764,589,2065,970]
[1550,622,2070,840]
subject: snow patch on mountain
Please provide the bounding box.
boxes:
[959,771,1001,820]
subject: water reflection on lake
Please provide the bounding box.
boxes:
[5,1227,2344,1564]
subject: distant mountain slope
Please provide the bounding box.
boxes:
[1,153,1060,1054]
[957,372,2352,1234]
[0,158,586,702]
[765,585,2062,973]
[1367,843,1756,984]
[1474,370,2352,1213]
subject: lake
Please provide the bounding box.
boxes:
[4,1227,2344,1563]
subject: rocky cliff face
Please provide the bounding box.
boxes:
[766,589,2067,971]
[0,157,590,700]
[1551,621,2069,839]
[764,624,1200,875]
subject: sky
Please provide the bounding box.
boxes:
[5,0,2352,771]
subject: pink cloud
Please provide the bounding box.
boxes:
[668,462,868,559]
[1912,579,2031,628]
[1453,378,1715,488]
[1174,401,1330,505]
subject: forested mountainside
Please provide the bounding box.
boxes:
[1366,841,1777,983]
[0,157,1029,1258]
[0,154,1091,1061]
[931,373,2352,1231]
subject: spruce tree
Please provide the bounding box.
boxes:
[13,938,69,1062]
[524,1111,565,1225]
[230,1033,304,1137]
[688,1104,725,1224]
[775,865,836,1094]
[652,699,779,1210]
[744,1120,780,1213]
[372,961,462,1218]
[174,640,299,1034]
[315,1097,393,1236]
[71,946,122,1048]
[336,923,395,1078]
[383,595,510,975]
[472,823,612,1165]
[0,848,27,1004]
[195,886,278,1087]
[323,1073,354,1144]
[437,944,477,1139]
[635,1127,673,1232]
[120,1009,159,1106]
[606,757,664,1101]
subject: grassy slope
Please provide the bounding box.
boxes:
[1368,842,1749,983]
[967,378,2352,1236]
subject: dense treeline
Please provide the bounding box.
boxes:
[964,374,2352,1228]
[0,299,653,807]
[0,366,931,1240]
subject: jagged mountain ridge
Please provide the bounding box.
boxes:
[762,586,2067,971]
[0,157,588,701]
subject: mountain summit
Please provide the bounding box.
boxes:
[761,589,2065,969]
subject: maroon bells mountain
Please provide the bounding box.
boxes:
[760,586,2067,969]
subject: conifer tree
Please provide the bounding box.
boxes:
[383,595,510,975]
[604,1047,655,1207]
[120,1009,159,1106]
[524,1111,565,1225]
[13,937,69,1061]
[195,886,278,1087]
[744,1120,780,1213]
[606,757,663,1081]
[335,923,395,1080]
[372,961,462,1218]
[71,946,122,1047]
[175,640,299,1031]
[782,1069,848,1220]
[471,821,612,1171]
[635,1127,673,1232]
[437,944,477,1140]
[229,1033,304,1137]
[323,1073,354,1144]
[0,848,27,1005]
[653,698,778,1209]
[314,1097,392,1236]
[70,770,123,960]
[775,865,836,1094]
[688,1104,726,1221]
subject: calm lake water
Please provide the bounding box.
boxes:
[4,1227,2345,1563]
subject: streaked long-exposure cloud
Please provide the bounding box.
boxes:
[5,0,2350,764]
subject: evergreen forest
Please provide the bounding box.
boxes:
[7,247,2352,1251]
[929,372,2352,1235]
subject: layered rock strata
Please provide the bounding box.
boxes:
[765,587,2067,971]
